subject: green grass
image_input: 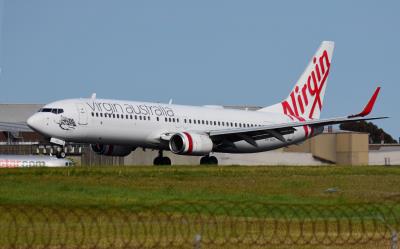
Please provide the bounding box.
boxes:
[0,165,399,207]
[0,166,399,248]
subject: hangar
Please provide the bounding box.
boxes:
[0,104,398,166]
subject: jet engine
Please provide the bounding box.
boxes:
[169,132,213,156]
[90,144,135,157]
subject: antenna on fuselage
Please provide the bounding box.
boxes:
[168,99,173,105]
[91,93,96,100]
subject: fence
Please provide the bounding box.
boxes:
[0,201,399,248]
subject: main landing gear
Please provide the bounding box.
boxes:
[200,155,218,165]
[153,150,171,166]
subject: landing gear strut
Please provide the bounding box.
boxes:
[56,151,66,159]
[153,150,171,166]
[56,147,66,158]
[200,155,218,165]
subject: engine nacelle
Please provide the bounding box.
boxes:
[169,132,213,156]
[91,144,135,157]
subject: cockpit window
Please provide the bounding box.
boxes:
[38,108,64,114]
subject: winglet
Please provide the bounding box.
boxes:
[348,87,381,118]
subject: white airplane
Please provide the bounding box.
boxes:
[27,41,385,165]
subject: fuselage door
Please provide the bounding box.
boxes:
[76,103,88,125]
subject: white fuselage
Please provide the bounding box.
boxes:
[27,98,322,154]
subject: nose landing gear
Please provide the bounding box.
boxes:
[56,151,66,159]
[153,150,172,166]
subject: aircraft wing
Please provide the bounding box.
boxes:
[208,116,387,142]
[158,87,386,144]
[0,122,33,132]
[208,87,386,142]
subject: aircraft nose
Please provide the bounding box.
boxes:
[27,114,42,132]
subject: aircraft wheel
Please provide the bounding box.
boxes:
[56,151,66,159]
[161,157,171,165]
[200,156,218,165]
[153,157,162,165]
[209,156,218,165]
[200,156,208,165]
[154,157,171,166]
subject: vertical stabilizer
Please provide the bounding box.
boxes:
[259,41,334,120]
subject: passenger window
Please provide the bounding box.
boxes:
[189,119,192,124]
[194,120,196,124]
[96,113,99,117]
[116,114,119,118]
[139,116,142,120]
[91,112,94,117]
[52,109,57,114]
[100,113,103,117]
[177,118,179,122]
[58,109,64,114]
[148,116,151,120]
[218,121,220,126]
[169,118,172,122]
[206,121,208,125]
[157,117,159,121]
[202,120,205,125]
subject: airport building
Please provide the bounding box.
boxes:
[0,104,398,166]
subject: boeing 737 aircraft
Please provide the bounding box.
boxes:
[27,41,386,165]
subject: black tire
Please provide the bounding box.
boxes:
[209,156,218,165]
[200,156,218,165]
[200,156,212,165]
[153,157,161,165]
[161,157,172,165]
[56,151,66,159]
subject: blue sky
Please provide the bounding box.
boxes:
[0,0,399,139]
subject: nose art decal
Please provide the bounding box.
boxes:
[57,116,77,130]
